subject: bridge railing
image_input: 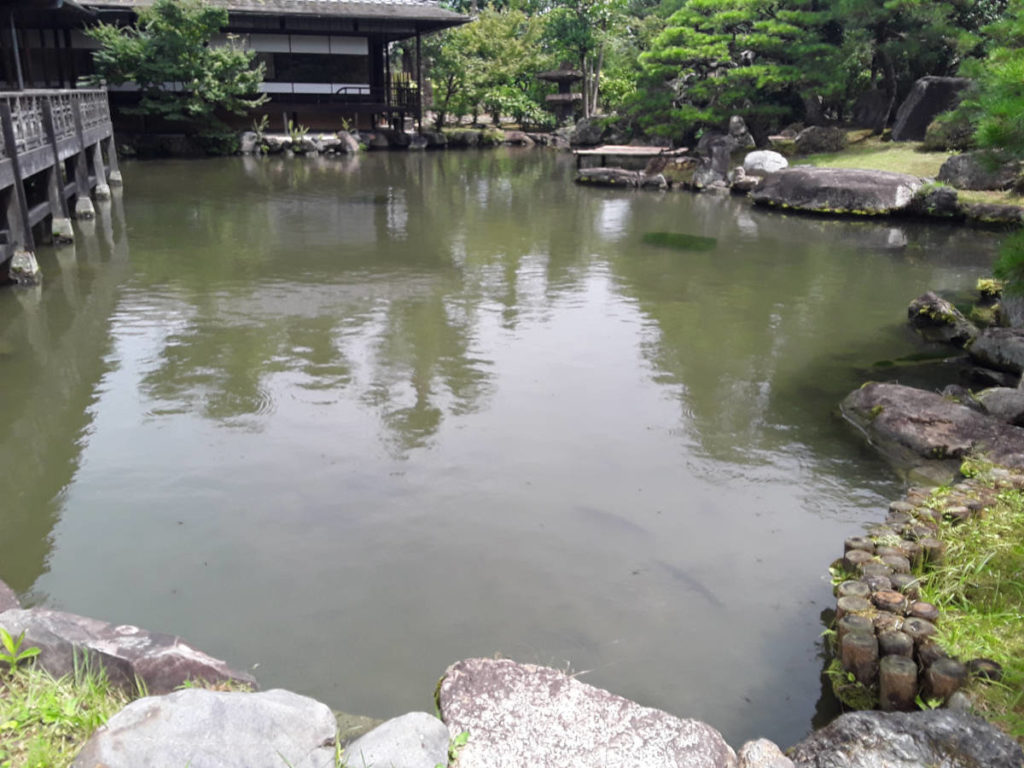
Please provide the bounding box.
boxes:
[0,90,112,161]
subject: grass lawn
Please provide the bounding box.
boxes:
[920,465,1024,743]
[798,133,1024,208]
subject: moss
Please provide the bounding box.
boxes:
[978,278,1005,300]
[869,404,885,421]
[825,658,878,710]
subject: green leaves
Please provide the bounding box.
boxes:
[85,0,267,135]
[0,628,40,675]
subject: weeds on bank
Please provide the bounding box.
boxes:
[0,656,131,768]
[918,475,1024,742]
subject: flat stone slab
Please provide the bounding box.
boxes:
[438,658,736,768]
[0,608,254,694]
[841,382,1024,468]
[788,709,1024,767]
[72,688,338,768]
[752,167,922,215]
[343,711,449,768]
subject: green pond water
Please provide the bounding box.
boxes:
[0,149,1001,747]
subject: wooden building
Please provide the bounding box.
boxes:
[80,0,470,130]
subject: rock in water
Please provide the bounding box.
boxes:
[72,688,338,768]
[787,709,1024,767]
[0,608,254,693]
[343,712,449,768]
[752,168,922,215]
[968,327,1024,373]
[907,292,977,345]
[975,387,1024,425]
[438,658,736,768]
[840,382,1024,469]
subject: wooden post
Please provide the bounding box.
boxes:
[91,142,110,200]
[42,99,73,243]
[70,97,94,219]
[104,137,122,186]
[879,655,917,711]
[0,100,39,284]
[0,102,34,252]
[840,631,879,686]
[924,658,967,702]
[415,30,423,134]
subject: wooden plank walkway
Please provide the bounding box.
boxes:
[572,144,688,169]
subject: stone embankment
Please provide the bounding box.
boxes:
[3,585,1022,767]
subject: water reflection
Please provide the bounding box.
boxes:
[0,151,1003,747]
[0,193,128,595]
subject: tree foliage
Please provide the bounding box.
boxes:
[636,0,832,140]
[86,0,266,132]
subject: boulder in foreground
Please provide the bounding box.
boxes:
[788,709,1024,768]
[72,688,337,768]
[343,711,449,768]
[0,608,254,694]
[438,657,736,768]
[752,168,922,215]
[841,382,1024,468]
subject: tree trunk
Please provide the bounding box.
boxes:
[876,48,898,135]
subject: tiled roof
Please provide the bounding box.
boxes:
[88,0,468,23]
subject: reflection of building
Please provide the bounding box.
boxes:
[82,0,469,129]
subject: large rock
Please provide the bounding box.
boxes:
[907,291,977,345]
[72,688,337,768]
[503,130,535,147]
[571,116,609,146]
[336,130,361,154]
[0,579,18,613]
[851,89,890,132]
[694,133,738,188]
[740,739,794,768]
[911,184,961,218]
[840,382,1024,468]
[743,150,788,175]
[343,712,449,768]
[728,115,755,149]
[787,709,1024,768]
[0,608,254,694]
[962,202,1024,226]
[752,167,922,215]
[447,130,481,148]
[794,126,847,155]
[576,167,667,189]
[938,151,1021,191]
[438,658,736,768]
[239,131,259,155]
[891,77,972,142]
[967,327,1024,373]
[975,387,1024,425]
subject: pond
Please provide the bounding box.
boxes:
[0,149,1001,747]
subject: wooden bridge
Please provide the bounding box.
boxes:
[1,89,120,285]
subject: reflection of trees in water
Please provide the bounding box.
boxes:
[604,195,998,467]
[0,199,128,594]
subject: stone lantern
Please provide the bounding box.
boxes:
[536,67,583,124]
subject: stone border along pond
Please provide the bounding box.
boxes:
[2,572,1023,766]
[228,121,1024,230]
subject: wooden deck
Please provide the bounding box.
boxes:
[572,145,688,169]
[0,89,119,282]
